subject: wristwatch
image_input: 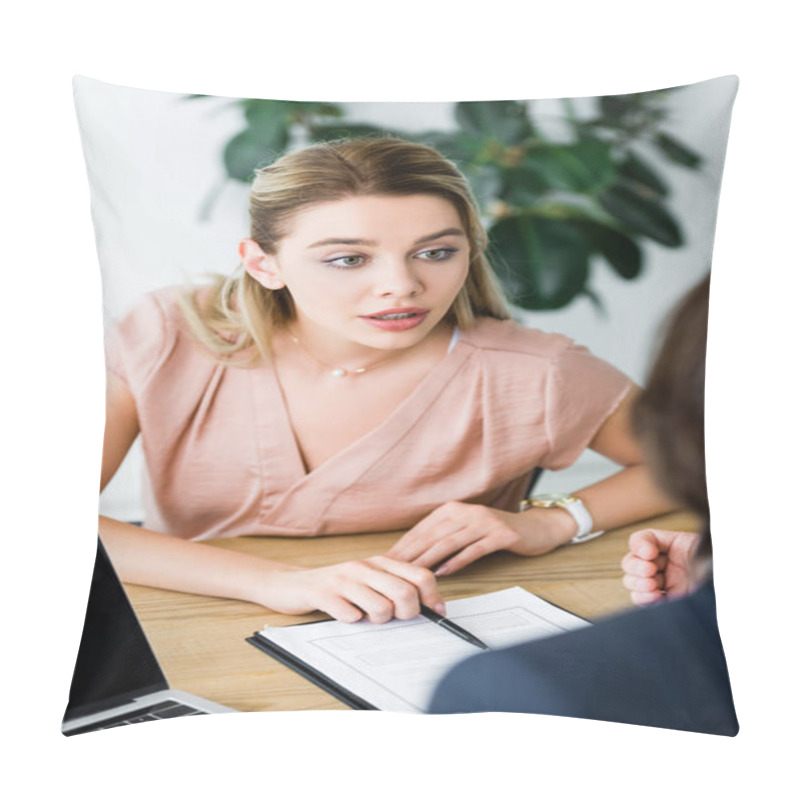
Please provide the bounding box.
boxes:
[519,493,604,544]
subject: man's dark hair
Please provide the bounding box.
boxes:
[633,274,711,556]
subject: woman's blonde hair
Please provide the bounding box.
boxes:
[182,137,511,363]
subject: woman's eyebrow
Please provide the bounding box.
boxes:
[414,228,465,244]
[308,237,376,248]
[307,228,465,249]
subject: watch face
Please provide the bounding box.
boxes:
[533,493,568,503]
[521,493,577,511]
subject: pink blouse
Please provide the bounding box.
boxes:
[106,289,632,540]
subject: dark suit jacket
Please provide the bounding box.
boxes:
[428,581,738,735]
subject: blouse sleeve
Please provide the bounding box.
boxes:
[104,292,176,396]
[538,342,633,471]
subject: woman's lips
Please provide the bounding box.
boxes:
[359,308,429,331]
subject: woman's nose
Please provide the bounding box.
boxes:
[374,258,424,297]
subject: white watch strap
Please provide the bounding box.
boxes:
[520,494,606,545]
[561,498,604,544]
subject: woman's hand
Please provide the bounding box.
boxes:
[259,556,445,623]
[386,501,576,576]
[621,528,701,605]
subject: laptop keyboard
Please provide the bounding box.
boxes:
[64,700,208,736]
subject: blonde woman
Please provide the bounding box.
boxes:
[101,137,674,623]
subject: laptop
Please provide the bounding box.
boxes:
[62,537,237,735]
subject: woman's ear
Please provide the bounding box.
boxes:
[239,238,285,290]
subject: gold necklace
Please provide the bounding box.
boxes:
[288,334,398,377]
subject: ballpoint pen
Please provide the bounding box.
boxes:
[419,605,491,650]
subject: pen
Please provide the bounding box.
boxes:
[419,605,491,651]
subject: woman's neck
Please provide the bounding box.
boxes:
[278,319,454,376]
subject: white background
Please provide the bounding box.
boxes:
[3,2,797,798]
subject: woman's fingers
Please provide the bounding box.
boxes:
[389,503,523,573]
[342,581,403,624]
[366,556,444,614]
[319,595,367,623]
[431,539,498,576]
[316,558,443,623]
[387,511,463,562]
[407,528,480,570]
[272,559,440,623]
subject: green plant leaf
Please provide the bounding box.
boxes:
[289,101,342,119]
[464,164,503,208]
[598,185,683,247]
[242,99,292,127]
[618,152,669,197]
[490,216,590,309]
[530,193,618,226]
[574,221,643,279]
[498,165,549,206]
[599,92,668,127]
[517,141,616,195]
[223,130,288,182]
[581,284,606,315]
[654,132,703,168]
[416,131,487,164]
[243,99,343,126]
[237,101,293,162]
[455,101,532,145]
[309,123,394,142]
[599,94,639,121]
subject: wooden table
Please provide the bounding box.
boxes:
[124,512,697,712]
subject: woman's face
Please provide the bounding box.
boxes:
[241,194,470,354]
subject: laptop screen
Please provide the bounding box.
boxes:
[63,538,168,722]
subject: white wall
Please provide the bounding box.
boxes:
[75,76,737,516]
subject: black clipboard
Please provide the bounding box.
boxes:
[246,631,378,710]
[246,589,590,711]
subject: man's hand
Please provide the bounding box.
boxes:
[621,528,701,605]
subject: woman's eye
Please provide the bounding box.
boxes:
[326,255,365,269]
[418,248,457,261]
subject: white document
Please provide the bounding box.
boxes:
[254,586,590,712]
